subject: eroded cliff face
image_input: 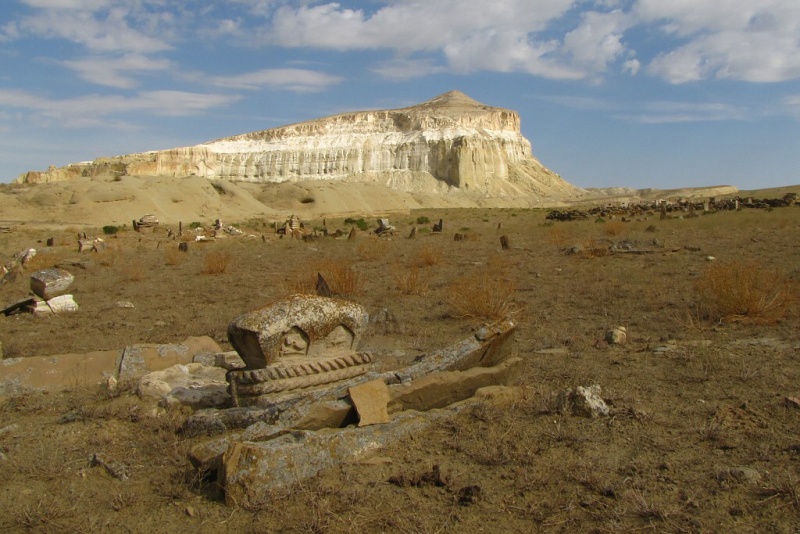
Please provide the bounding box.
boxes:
[15,91,581,199]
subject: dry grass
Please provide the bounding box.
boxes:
[394,266,430,295]
[447,265,517,319]
[286,257,361,298]
[163,247,185,266]
[410,244,443,268]
[693,260,794,323]
[124,264,146,282]
[357,239,389,261]
[603,220,626,236]
[201,251,232,275]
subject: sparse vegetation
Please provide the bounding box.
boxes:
[201,250,232,274]
[1,204,800,532]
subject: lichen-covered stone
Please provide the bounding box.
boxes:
[227,295,369,369]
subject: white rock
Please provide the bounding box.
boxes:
[137,363,229,408]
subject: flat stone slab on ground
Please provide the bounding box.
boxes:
[117,336,222,384]
[0,350,120,394]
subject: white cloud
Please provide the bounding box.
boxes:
[622,58,640,75]
[372,58,446,80]
[637,0,800,83]
[616,100,748,123]
[0,88,240,124]
[562,10,632,73]
[208,68,343,92]
[63,54,171,88]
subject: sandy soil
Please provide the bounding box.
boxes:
[1,197,799,532]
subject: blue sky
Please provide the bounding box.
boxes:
[1,0,799,190]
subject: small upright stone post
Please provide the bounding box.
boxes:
[500,235,510,250]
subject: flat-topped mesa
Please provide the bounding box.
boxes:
[16,91,580,198]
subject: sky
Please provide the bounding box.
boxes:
[1,0,799,191]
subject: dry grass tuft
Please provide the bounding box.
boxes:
[410,244,443,268]
[286,257,361,298]
[447,264,517,319]
[603,220,626,236]
[394,266,430,295]
[693,260,794,323]
[124,264,146,282]
[163,248,185,266]
[201,251,232,275]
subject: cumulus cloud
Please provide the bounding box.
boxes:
[637,0,800,83]
[208,68,343,92]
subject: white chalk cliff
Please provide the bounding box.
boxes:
[16,91,581,199]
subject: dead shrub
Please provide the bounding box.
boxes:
[410,244,443,268]
[163,248,185,266]
[604,220,626,236]
[286,258,361,298]
[124,264,146,282]
[394,267,430,295]
[447,268,517,319]
[693,260,794,323]
[201,251,232,275]
[318,258,360,298]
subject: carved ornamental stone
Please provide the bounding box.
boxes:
[226,295,371,407]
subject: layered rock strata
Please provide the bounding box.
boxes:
[16,91,580,199]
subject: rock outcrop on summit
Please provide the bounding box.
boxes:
[16,91,581,200]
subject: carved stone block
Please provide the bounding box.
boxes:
[226,295,371,406]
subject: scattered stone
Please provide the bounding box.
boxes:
[214,351,246,370]
[349,379,391,426]
[500,235,510,250]
[14,248,36,266]
[558,385,610,418]
[138,363,229,408]
[30,268,74,300]
[178,242,189,252]
[408,227,417,239]
[457,485,482,506]
[90,453,129,481]
[716,466,761,485]
[785,397,800,409]
[432,219,443,233]
[706,256,716,261]
[116,301,135,309]
[27,294,79,316]
[117,336,222,385]
[605,326,627,345]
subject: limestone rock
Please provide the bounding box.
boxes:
[227,294,369,369]
[16,92,582,201]
[605,326,627,345]
[117,336,222,384]
[30,268,74,300]
[558,385,610,418]
[138,363,229,408]
[27,294,78,316]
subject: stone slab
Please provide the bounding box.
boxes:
[117,336,221,384]
[349,380,390,426]
[0,350,120,394]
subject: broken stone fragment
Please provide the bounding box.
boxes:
[349,380,391,426]
[605,326,627,345]
[30,268,74,300]
[27,294,79,316]
[137,363,228,408]
[558,385,610,418]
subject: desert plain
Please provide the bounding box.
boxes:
[1,178,800,533]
